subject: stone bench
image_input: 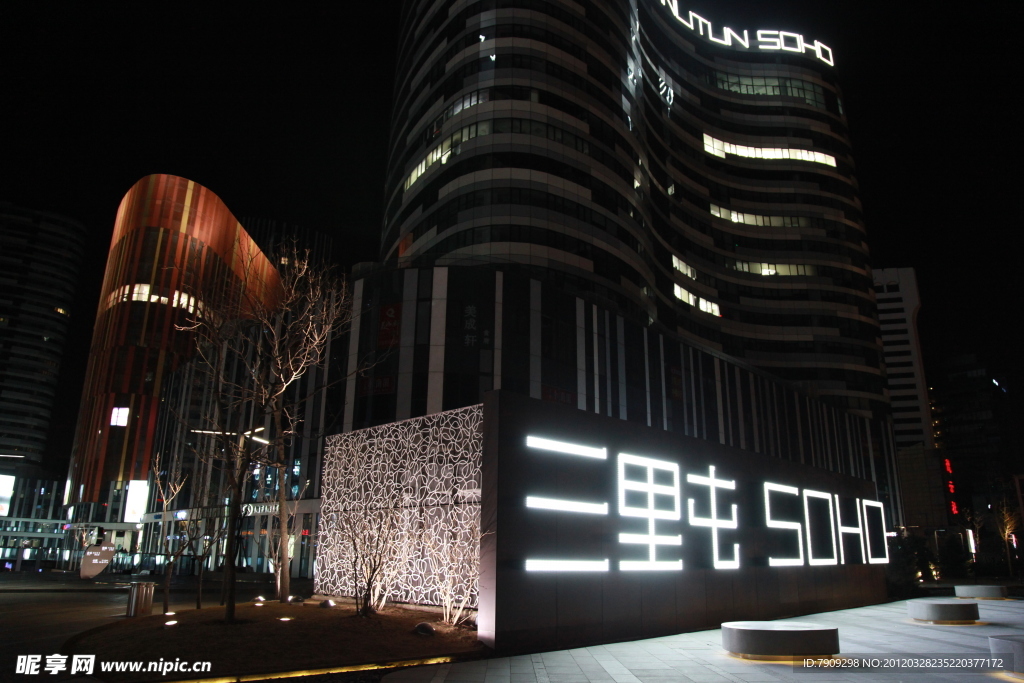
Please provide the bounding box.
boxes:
[989,635,1024,675]
[907,599,979,624]
[721,621,839,658]
[955,585,1009,599]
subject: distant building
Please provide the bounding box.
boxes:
[0,203,86,468]
[932,354,1014,515]
[872,268,946,528]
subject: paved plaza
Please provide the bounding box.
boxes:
[386,598,1024,683]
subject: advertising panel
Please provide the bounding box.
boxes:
[0,475,14,516]
[123,480,149,523]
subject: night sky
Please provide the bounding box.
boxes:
[2,3,1020,476]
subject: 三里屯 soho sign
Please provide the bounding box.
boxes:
[657,0,834,66]
[522,436,887,572]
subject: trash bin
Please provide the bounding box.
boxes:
[126,581,155,617]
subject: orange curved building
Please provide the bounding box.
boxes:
[67,175,279,516]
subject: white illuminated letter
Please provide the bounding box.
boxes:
[862,500,890,564]
[526,559,609,572]
[526,436,606,459]
[764,483,803,566]
[834,495,866,564]
[526,497,608,515]
[778,31,804,52]
[618,453,682,570]
[802,489,838,566]
[687,465,740,569]
[757,29,782,51]
[812,41,835,66]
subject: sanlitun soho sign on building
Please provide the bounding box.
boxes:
[317,392,888,653]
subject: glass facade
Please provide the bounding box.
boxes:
[347,0,900,521]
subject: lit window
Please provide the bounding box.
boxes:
[714,72,827,110]
[672,255,696,279]
[674,285,721,317]
[728,260,816,276]
[709,204,808,228]
[703,133,836,167]
[54,307,69,316]
[110,407,129,427]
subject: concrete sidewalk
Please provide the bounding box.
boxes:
[385,598,1024,683]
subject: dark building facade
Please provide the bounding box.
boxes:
[0,203,85,467]
[343,1,900,521]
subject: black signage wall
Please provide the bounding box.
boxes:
[479,392,888,652]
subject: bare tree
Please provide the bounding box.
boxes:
[336,503,404,615]
[178,241,349,618]
[994,502,1021,576]
[152,453,189,615]
[182,508,227,610]
[235,246,349,603]
[422,521,486,625]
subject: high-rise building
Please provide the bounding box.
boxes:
[872,267,945,528]
[0,203,86,468]
[872,268,932,451]
[343,0,899,518]
[66,175,279,527]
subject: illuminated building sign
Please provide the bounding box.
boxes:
[520,437,888,572]
[122,480,149,523]
[478,392,890,651]
[657,1,835,66]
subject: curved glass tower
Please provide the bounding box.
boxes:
[382,0,881,414]
[347,0,898,519]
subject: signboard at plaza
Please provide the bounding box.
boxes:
[477,392,888,651]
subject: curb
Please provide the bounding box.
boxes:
[164,653,480,683]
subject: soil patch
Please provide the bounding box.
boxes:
[66,601,484,682]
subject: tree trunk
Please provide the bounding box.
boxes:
[1007,539,1014,576]
[223,465,243,623]
[274,402,291,604]
[163,558,172,615]
[196,559,204,610]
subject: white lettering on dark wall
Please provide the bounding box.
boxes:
[523,437,888,571]
[658,0,835,66]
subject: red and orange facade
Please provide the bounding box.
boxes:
[67,174,278,518]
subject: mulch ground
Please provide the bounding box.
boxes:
[65,600,485,682]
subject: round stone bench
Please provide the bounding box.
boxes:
[955,585,1009,599]
[988,635,1024,675]
[721,621,839,658]
[907,599,979,624]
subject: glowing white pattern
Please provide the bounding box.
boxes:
[861,499,890,564]
[618,454,682,571]
[703,133,837,167]
[687,465,739,569]
[526,497,607,515]
[526,436,606,459]
[315,405,483,607]
[763,482,803,567]
[834,495,866,564]
[526,559,609,572]
[803,489,838,565]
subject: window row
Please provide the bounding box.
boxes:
[728,261,817,277]
[106,283,203,316]
[672,255,696,279]
[709,204,809,228]
[703,133,837,167]
[406,116,594,191]
[714,72,827,110]
[423,88,490,144]
[674,284,721,317]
